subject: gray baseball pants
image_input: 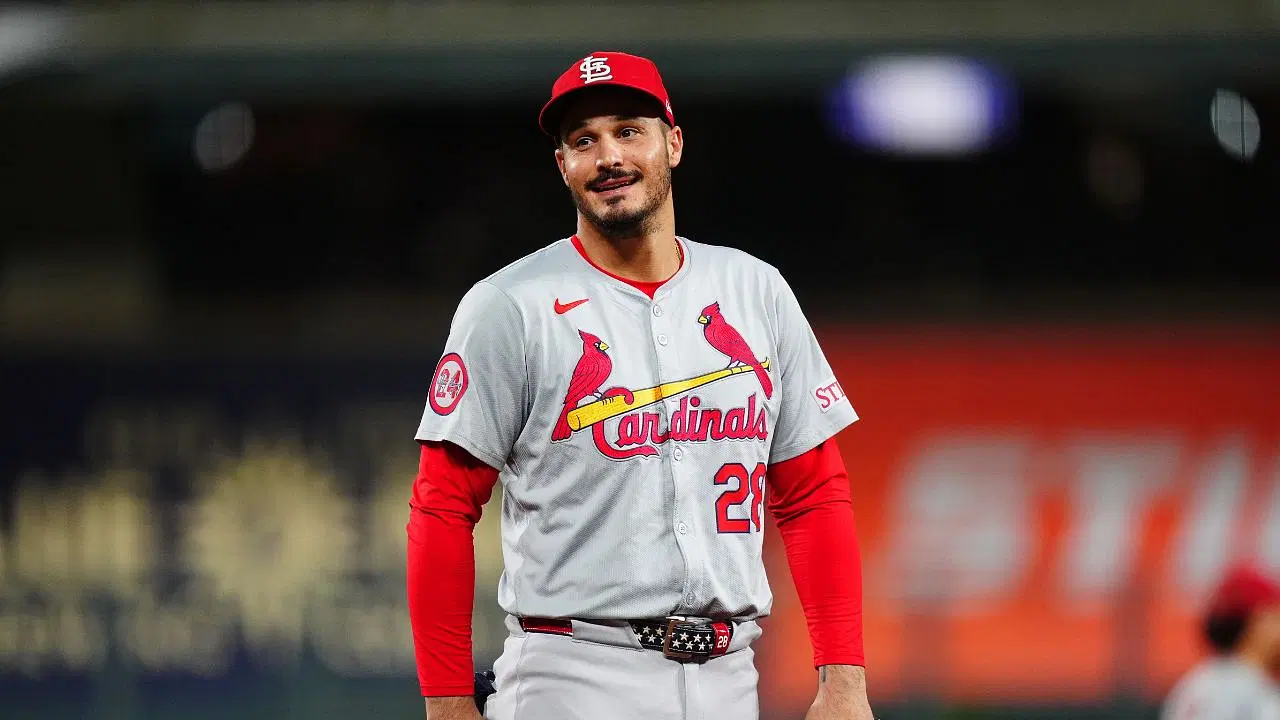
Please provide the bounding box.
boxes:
[483,614,763,720]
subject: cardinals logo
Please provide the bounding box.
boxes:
[550,304,773,460]
[697,301,773,399]
[552,330,613,441]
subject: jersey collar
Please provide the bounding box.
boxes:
[568,235,691,300]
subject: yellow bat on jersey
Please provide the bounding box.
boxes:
[566,358,770,431]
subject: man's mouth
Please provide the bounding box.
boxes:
[590,175,639,193]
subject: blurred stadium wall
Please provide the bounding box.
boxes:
[2,2,1279,719]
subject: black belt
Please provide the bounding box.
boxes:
[519,616,735,664]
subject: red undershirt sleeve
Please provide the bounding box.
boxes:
[767,439,865,668]
[406,439,500,697]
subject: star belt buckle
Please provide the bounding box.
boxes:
[662,618,711,663]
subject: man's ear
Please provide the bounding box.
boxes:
[555,146,568,186]
[667,125,684,169]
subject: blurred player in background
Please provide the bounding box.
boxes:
[1161,564,1280,719]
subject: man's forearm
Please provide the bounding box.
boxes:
[425,695,479,719]
[407,504,478,695]
[813,664,874,718]
[767,441,866,668]
[777,499,865,666]
[408,442,499,697]
[819,664,867,692]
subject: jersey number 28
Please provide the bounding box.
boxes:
[714,462,765,533]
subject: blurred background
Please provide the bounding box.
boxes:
[2,1,1279,718]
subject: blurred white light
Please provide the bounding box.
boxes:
[1210,89,1260,162]
[0,7,67,78]
[194,102,256,173]
[830,55,1015,156]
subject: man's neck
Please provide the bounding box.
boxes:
[575,207,680,283]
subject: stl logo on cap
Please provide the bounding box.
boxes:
[579,55,613,84]
[538,51,675,136]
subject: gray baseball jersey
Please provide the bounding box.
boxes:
[1162,655,1280,717]
[416,236,858,621]
[1162,658,1280,720]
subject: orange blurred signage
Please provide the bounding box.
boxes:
[755,329,1280,707]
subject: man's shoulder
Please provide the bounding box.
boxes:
[1163,658,1277,716]
[477,237,578,291]
[446,238,576,319]
[1162,661,1216,718]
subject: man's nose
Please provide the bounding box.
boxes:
[595,136,624,168]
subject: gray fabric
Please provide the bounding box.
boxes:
[1162,657,1280,720]
[416,237,858,621]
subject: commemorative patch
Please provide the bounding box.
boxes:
[429,352,469,415]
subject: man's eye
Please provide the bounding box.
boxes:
[575,137,593,148]
[620,128,639,138]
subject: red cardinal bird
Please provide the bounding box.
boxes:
[698,302,773,399]
[552,330,613,441]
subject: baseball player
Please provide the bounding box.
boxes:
[406,51,873,720]
[1161,564,1280,720]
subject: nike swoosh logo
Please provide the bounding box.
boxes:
[554,297,589,314]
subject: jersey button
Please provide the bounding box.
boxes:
[686,593,696,605]
[657,333,668,346]
[677,522,688,534]
[652,304,663,317]
[672,447,683,461]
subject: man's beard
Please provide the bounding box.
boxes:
[571,164,672,241]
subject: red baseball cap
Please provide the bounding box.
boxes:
[1208,564,1280,616]
[538,51,675,137]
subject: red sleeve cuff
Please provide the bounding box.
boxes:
[407,440,500,696]
[768,440,865,668]
[418,682,477,697]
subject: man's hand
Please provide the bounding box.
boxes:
[425,695,484,720]
[804,665,875,720]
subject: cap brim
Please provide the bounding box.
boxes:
[539,82,672,138]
